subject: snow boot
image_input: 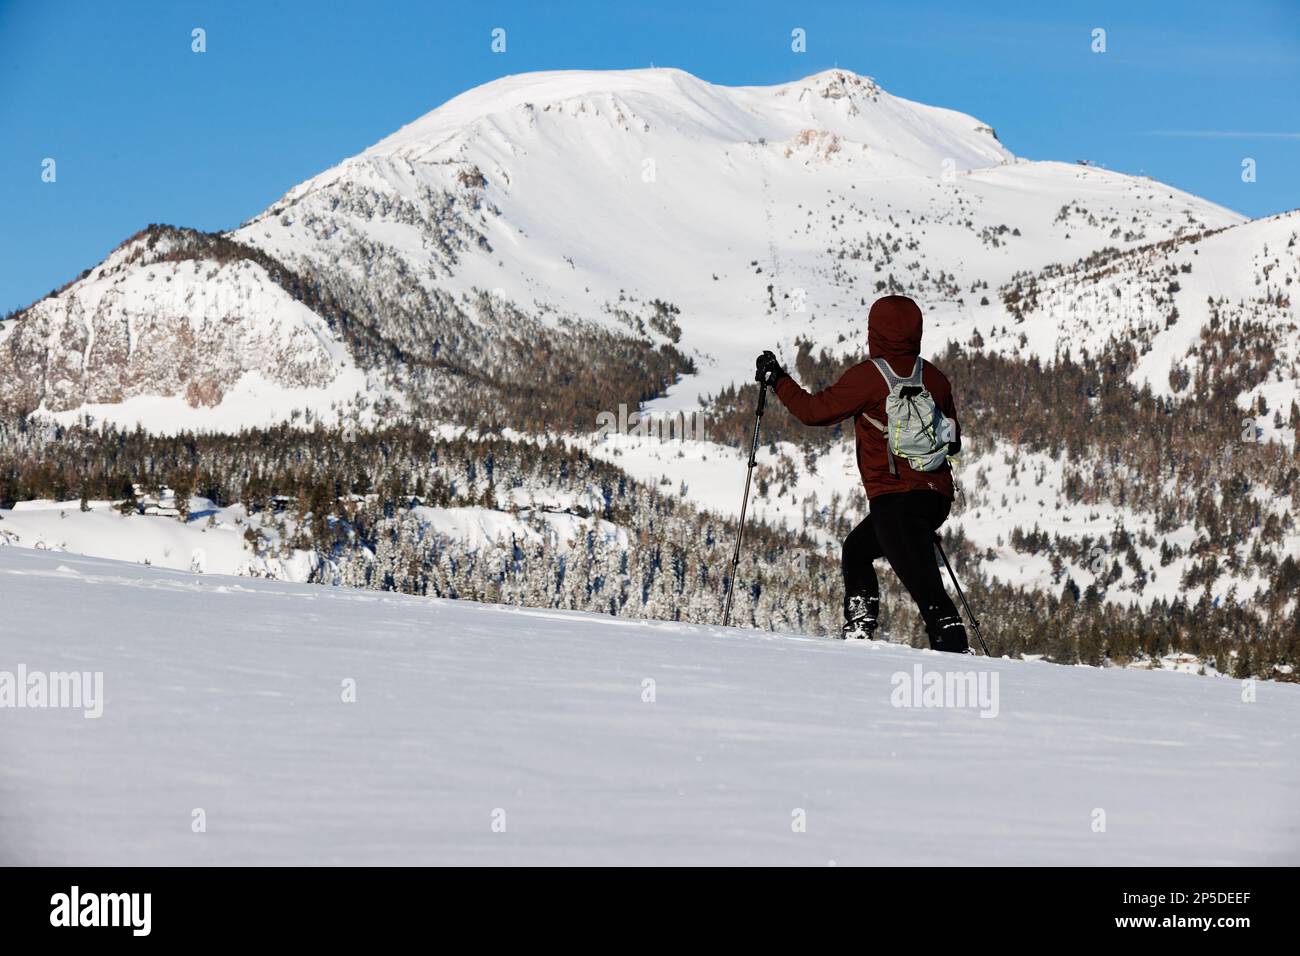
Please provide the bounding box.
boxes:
[840,593,880,640]
[925,606,969,653]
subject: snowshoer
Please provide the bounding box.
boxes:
[754,294,969,653]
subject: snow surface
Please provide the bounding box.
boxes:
[0,499,313,579]
[2,545,1296,865]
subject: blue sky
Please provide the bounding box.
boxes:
[2,0,1297,315]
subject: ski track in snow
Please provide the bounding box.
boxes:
[2,545,1297,866]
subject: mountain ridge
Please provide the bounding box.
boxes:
[2,66,1253,429]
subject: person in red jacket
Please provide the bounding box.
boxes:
[754,295,969,652]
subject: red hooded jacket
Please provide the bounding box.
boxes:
[773,295,960,501]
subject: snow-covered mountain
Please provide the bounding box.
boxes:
[4,544,1297,865]
[226,66,1253,415]
[0,67,1250,428]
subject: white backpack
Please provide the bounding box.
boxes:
[860,357,957,474]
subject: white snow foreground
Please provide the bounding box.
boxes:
[1,545,1296,866]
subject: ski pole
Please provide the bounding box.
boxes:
[934,535,992,656]
[722,381,768,626]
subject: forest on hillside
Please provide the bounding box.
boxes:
[1,410,1296,678]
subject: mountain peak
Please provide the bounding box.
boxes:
[358,66,1010,173]
[779,68,882,96]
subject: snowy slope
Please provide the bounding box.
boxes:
[994,209,1300,416]
[0,496,626,583]
[233,68,1244,413]
[2,545,1296,865]
[0,499,314,579]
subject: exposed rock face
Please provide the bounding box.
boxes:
[0,228,346,415]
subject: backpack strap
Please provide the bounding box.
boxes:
[859,412,898,478]
[869,356,924,389]
[869,356,901,390]
[906,356,924,385]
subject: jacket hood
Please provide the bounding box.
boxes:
[867,295,923,359]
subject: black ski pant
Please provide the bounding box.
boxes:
[842,490,963,649]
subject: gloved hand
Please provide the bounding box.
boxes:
[754,350,787,387]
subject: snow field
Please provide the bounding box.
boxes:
[2,546,1296,865]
